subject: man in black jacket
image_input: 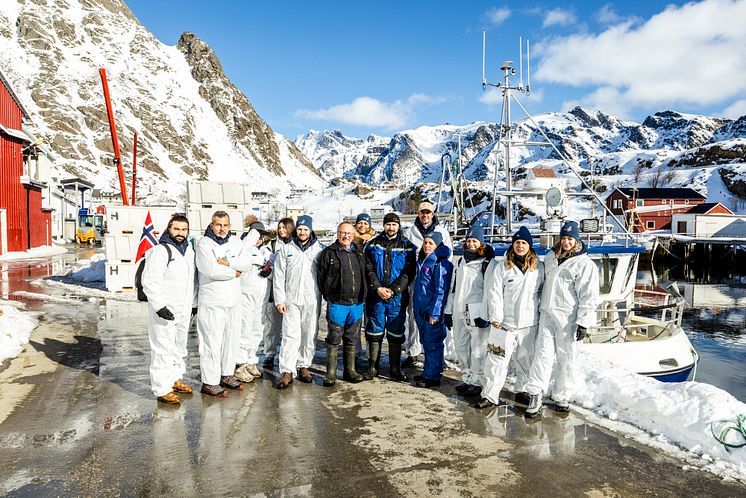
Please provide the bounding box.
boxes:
[317,221,367,386]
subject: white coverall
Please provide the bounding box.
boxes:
[480,258,544,405]
[195,233,253,386]
[272,238,324,377]
[262,237,287,358]
[237,229,273,366]
[142,241,196,397]
[403,223,453,360]
[524,248,599,403]
[443,255,489,387]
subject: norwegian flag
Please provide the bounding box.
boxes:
[135,211,158,262]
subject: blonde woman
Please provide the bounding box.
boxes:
[477,226,543,409]
[524,220,599,418]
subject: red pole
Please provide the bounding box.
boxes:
[131,132,138,205]
[99,68,129,206]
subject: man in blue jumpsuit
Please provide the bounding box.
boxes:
[363,212,416,382]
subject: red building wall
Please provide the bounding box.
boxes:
[0,77,50,252]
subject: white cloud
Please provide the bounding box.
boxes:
[723,99,746,119]
[536,0,746,113]
[486,7,511,25]
[478,87,502,106]
[295,94,445,130]
[596,4,622,24]
[543,8,577,27]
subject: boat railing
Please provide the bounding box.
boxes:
[588,289,685,344]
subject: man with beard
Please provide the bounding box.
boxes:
[195,211,253,397]
[142,214,197,404]
[273,215,324,389]
[362,212,415,382]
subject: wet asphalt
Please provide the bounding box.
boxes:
[1,249,745,497]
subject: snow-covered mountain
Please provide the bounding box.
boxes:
[295,107,746,206]
[0,0,322,205]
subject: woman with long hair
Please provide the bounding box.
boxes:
[443,226,494,399]
[476,226,544,409]
[523,220,599,418]
[262,218,295,367]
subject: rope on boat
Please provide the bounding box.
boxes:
[710,414,746,450]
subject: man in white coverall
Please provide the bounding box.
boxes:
[403,200,453,368]
[235,220,272,383]
[196,211,253,397]
[142,214,197,404]
[273,215,324,389]
[524,220,599,418]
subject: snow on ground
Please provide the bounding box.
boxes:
[0,245,67,262]
[573,352,746,480]
[34,279,137,302]
[0,302,38,362]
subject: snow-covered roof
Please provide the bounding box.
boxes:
[615,187,705,200]
[685,202,733,214]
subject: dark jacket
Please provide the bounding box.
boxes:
[413,244,453,320]
[317,241,367,305]
[365,231,416,296]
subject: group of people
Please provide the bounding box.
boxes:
[141,201,599,418]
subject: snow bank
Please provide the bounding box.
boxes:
[574,352,746,479]
[0,244,67,262]
[0,303,38,362]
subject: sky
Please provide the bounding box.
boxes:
[125,0,746,139]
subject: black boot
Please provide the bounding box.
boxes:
[388,343,408,382]
[342,343,363,383]
[362,341,381,381]
[324,345,338,387]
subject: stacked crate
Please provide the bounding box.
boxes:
[104,206,178,292]
[185,181,258,237]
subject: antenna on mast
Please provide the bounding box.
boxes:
[519,36,524,89]
[526,38,531,94]
[482,30,487,90]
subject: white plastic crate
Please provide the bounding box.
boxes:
[104,234,140,262]
[186,206,247,233]
[107,206,178,235]
[105,261,138,292]
[186,180,261,206]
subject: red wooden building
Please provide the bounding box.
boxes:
[605,187,708,232]
[0,69,51,254]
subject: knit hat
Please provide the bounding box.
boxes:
[465,226,485,244]
[383,212,401,225]
[424,231,443,246]
[296,215,313,231]
[512,226,533,248]
[559,220,581,241]
[418,201,435,213]
[355,213,372,225]
[249,221,269,236]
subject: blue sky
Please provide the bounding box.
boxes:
[126,0,746,139]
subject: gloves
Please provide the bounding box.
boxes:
[156,307,175,321]
[191,307,198,317]
[443,314,453,329]
[258,261,272,278]
[576,325,587,341]
[474,317,489,329]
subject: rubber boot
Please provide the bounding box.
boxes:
[388,343,408,382]
[342,343,363,383]
[362,341,381,381]
[324,345,338,387]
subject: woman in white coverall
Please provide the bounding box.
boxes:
[235,220,273,383]
[262,218,294,367]
[142,215,196,404]
[476,226,543,409]
[273,215,324,389]
[524,220,599,418]
[195,211,254,397]
[443,226,494,399]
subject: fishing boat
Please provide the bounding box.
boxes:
[441,35,698,381]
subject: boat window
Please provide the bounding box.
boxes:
[593,256,618,294]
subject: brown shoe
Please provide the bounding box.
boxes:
[200,383,229,397]
[157,392,181,404]
[277,372,294,389]
[297,367,313,383]
[172,380,192,393]
[220,375,243,390]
